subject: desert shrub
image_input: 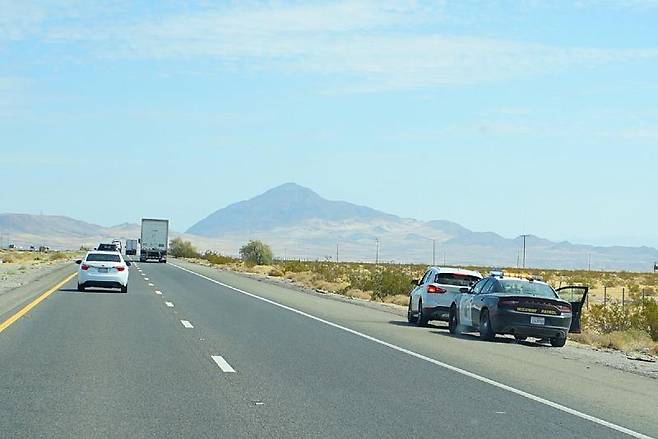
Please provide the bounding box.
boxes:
[346,269,374,292]
[583,299,658,342]
[280,260,310,273]
[2,256,14,263]
[204,251,235,265]
[371,266,414,300]
[239,240,273,266]
[49,252,66,261]
[268,268,284,277]
[310,262,344,283]
[169,238,200,258]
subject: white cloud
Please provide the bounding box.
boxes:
[6,1,658,91]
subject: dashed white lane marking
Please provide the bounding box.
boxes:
[211,355,235,373]
[155,290,162,295]
[144,277,149,281]
[165,301,174,308]
[180,320,194,328]
[171,263,653,439]
[148,283,154,287]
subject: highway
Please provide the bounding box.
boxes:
[1,259,657,438]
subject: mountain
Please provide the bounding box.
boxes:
[187,183,398,236]
[186,183,658,271]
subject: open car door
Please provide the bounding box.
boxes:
[556,286,589,333]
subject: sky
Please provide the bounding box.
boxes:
[1,0,658,247]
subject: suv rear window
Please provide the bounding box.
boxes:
[97,244,117,251]
[435,273,480,287]
[86,254,121,262]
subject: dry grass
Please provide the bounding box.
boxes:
[571,330,658,355]
[0,250,80,266]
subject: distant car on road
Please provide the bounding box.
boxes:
[448,274,573,347]
[97,243,119,252]
[111,240,122,253]
[76,251,131,293]
[407,267,483,327]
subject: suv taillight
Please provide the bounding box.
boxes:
[81,264,89,271]
[116,266,125,272]
[427,285,446,294]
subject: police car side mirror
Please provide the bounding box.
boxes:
[75,259,82,264]
[460,287,470,294]
[126,261,132,266]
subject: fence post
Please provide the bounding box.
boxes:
[604,286,607,307]
[622,287,625,309]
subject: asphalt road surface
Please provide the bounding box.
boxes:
[1,259,657,438]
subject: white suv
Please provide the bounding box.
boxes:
[408,267,482,327]
[76,251,131,293]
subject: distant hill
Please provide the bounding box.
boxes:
[185,183,658,271]
[187,182,398,236]
[0,214,141,250]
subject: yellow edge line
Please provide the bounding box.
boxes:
[0,272,77,334]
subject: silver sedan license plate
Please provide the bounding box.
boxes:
[530,316,545,325]
[98,267,108,273]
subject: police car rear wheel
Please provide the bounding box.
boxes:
[479,309,495,341]
[550,336,567,347]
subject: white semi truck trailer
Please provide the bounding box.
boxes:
[139,218,169,263]
[125,239,138,255]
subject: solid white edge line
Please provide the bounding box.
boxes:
[165,301,174,308]
[180,320,194,328]
[211,355,236,373]
[170,262,653,439]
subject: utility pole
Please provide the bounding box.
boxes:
[336,242,339,263]
[432,239,436,266]
[521,234,529,269]
[375,238,380,264]
[443,250,447,266]
[588,253,591,271]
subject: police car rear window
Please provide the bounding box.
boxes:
[86,254,121,262]
[498,279,557,298]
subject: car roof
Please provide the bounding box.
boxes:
[429,266,483,278]
[86,250,121,255]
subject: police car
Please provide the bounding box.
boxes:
[448,272,576,347]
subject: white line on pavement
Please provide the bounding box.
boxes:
[155,290,162,295]
[165,301,174,308]
[144,278,149,281]
[170,262,652,439]
[211,355,236,373]
[180,320,194,328]
[148,283,154,286]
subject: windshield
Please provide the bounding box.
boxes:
[498,280,557,299]
[436,273,480,287]
[86,254,121,262]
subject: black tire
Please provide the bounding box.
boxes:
[514,335,527,341]
[407,298,418,324]
[479,309,495,341]
[448,305,460,335]
[416,300,428,327]
[550,336,567,347]
[77,283,85,292]
[121,285,128,294]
